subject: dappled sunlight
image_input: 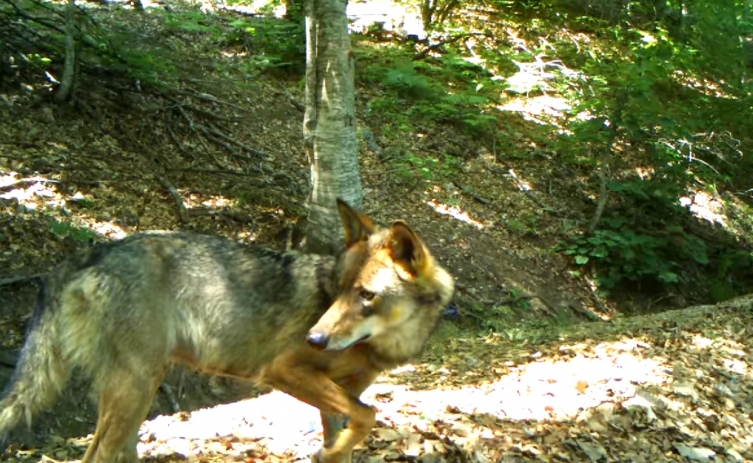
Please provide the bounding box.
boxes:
[137,391,324,460]
[0,171,256,243]
[113,336,670,461]
[0,172,129,239]
[104,329,753,461]
[498,95,572,125]
[673,70,734,99]
[426,199,484,229]
[680,191,726,227]
[383,337,668,422]
[347,0,425,40]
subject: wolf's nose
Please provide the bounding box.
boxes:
[306,331,329,350]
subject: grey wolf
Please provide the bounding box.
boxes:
[0,199,454,463]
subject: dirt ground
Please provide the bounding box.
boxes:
[1,1,751,462]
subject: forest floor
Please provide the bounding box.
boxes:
[0,0,752,461]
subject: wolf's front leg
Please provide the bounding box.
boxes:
[260,357,376,463]
[313,413,352,463]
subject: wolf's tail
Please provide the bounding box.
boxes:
[0,279,70,438]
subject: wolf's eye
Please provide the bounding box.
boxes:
[359,289,376,301]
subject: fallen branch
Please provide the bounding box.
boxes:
[169,167,258,177]
[166,123,198,162]
[413,32,493,61]
[0,349,19,368]
[191,207,254,224]
[268,84,304,112]
[0,176,59,191]
[452,180,490,205]
[177,102,243,122]
[177,88,251,114]
[485,163,561,215]
[154,173,188,224]
[160,382,181,413]
[198,123,270,158]
[0,273,44,287]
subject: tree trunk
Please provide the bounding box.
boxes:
[303,0,362,254]
[285,0,304,21]
[55,0,77,103]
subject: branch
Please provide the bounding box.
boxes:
[413,32,491,61]
[0,273,44,287]
[154,173,188,223]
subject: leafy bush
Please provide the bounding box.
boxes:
[560,224,708,291]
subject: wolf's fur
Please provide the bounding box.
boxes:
[0,200,454,463]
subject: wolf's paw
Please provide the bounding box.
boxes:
[310,449,353,463]
[310,449,325,463]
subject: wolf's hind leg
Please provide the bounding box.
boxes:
[81,368,163,463]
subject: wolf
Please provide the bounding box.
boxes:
[0,199,454,463]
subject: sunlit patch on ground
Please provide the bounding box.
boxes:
[3,301,753,461]
[426,199,484,229]
[128,337,671,461]
[347,0,425,39]
[498,95,572,125]
[680,191,726,226]
[115,323,752,462]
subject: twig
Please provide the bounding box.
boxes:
[166,123,198,162]
[270,85,305,112]
[484,163,561,215]
[169,168,257,177]
[154,174,188,223]
[198,123,270,158]
[40,456,64,463]
[0,176,59,191]
[413,33,488,61]
[589,93,625,234]
[452,180,490,205]
[191,208,254,224]
[584,275,611,316]
[0,349,19,368]
[161,89,242,121]
[176,88,252,113]
[178,103,243,122]
[160,382,181,413]
[0,273,44,287]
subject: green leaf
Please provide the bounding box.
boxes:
[658,272,680,283]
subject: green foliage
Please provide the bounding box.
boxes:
[115,44,179,85]
[93,10,304,86]
[163,11,218,34]
[360,52,500,136]
[518,0,753,298]
[559,208,709,292]
[417,0,462,32]
[225,18,305,72]
[383,64,433,98]
[711,250,753,302]
[390,151,460,184]
[48,220,98,243]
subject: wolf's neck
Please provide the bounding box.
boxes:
[367,312,440,369]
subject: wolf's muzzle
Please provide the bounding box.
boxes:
[306,331,329,350]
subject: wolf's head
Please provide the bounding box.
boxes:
[306,199,454,355]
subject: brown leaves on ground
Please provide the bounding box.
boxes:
[4,296,753,463]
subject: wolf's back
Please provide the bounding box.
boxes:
[0,279,70,438]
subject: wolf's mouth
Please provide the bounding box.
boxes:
[345,334,370,349]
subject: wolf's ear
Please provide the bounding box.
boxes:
[388,221,429,277]
[337,198,375,247]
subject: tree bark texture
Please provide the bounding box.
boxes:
[303,0,362,255]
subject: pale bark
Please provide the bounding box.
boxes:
[303,0,362,254]
[55,0,77,103]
